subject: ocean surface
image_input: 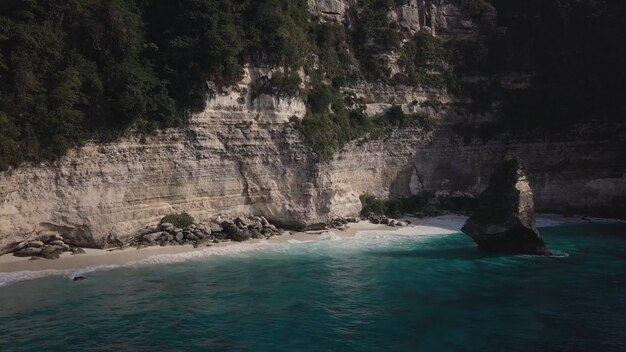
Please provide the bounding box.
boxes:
[1,222,625,352]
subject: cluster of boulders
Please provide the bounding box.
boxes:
[131,216,284,248]
[328,217,358,230]
[365,213,407,227]
[13,233,85,259]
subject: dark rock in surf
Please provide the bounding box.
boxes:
[461,157,552,256]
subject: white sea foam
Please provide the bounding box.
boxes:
[0,242,281,287]
[2,215,608,287]
[0,223,458,287]
[0,264,123,287]
[286,239,315,244]
[320,232,343,241]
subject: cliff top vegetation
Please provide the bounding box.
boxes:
[0,0,624,170]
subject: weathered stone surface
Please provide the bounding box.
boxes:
[27,240,45,248]
[49,240,66,247]
[185,233,199,241]
[70,247,86,255]
[194,238,213,248]
[0,58,624,252]
[250,229,264,239]
[209,223,223,233]
[308,0,349,22]
[14,246,42,257]
[160,223,174,231]
[229,229,252,242]
[41,245,65,259]
[142,232,162,242]
[461,157,551,255]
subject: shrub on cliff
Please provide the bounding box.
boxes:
[160,213,196,228]
[360,194,432,217]
[297,94,434,160]
[398,32,452,87]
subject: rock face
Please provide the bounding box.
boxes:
[0,68,624,251]
[461,157,551,255]
[309,0,484,37]
[12,233,76,259]
[0,5,624,252]
[308,0,350,22]
[130,216,282,248]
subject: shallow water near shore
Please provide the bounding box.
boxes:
[1,223,625,351]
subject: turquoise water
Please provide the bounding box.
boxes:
[1,223,625,351]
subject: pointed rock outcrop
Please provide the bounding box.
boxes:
[461,157,551,255]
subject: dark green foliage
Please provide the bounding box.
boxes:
[0,0,319,169]
[297,87,434,160]
[379,105,434,130]
[296,82,377,159]
[459,0,626,127]
[350,0,400,81]
[141,0,246,114]
[1,0,622,170]
[0,0,177,168]
[360,194,390,216]
[160,212,196,228]
[360,193,432,216]
[309,22,361,86]
[252,71,302,99]
[360,193,478,217]
[0,112,20,171]
[398,32,452,87]
[0,0,471,169]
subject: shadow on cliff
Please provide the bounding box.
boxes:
[388,125,507,201]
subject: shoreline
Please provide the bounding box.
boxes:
[0,220,398,275]
[0,214,622,280]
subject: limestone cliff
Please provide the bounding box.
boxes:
[309,0,486,37]
[0,1,624,251]
[0,66,434,250]
[1,67,623,250]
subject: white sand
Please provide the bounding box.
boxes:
[0,221,390,274]
[1,214,621,277]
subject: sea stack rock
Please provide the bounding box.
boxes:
[461,157,552,256]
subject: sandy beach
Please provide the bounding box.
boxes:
[0,219,399,274]
[0,214,620,277]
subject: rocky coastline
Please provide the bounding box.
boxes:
[12,233,85,260]
[130,216,284,249]
[6,215,387,260]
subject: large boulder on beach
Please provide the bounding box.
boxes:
[41,245,65,259]
[222,221,251,242]
[14,246,43,257]
[461,157,552,256]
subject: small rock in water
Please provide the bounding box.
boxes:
[73,276,86,281]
